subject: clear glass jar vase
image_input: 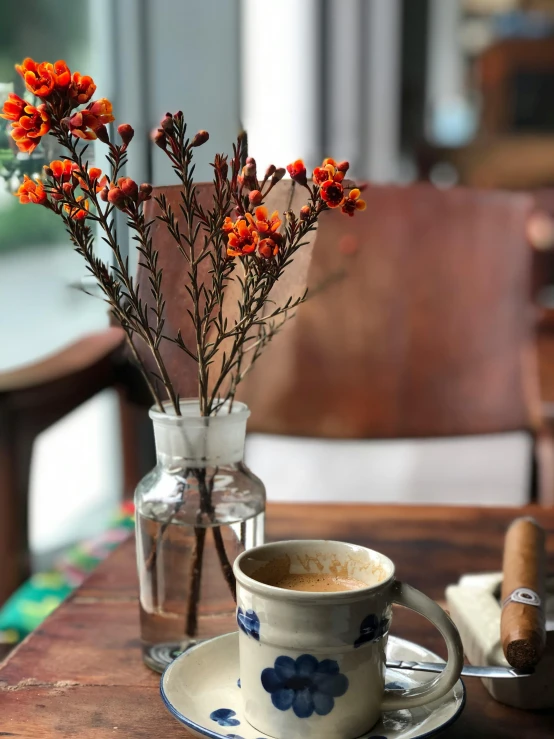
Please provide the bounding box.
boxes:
[135,400,265,672]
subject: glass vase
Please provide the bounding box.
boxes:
[135,400,265,672]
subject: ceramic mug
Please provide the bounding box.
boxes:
[233,539,464,739]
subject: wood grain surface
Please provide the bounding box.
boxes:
[1,503,553,738]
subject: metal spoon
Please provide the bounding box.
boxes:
[386,660,532,679]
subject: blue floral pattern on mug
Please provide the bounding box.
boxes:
[354,613,390,648]
[210,708,240,727]
[237,607,260,641]
[261,654,349,718]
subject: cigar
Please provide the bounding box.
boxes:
[500,517,546,671]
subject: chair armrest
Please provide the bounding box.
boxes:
[0,328,125,393]
[0,328,127,427]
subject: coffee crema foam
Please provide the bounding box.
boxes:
[270,573,367,593]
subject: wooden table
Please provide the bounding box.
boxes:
[1,503,553,738]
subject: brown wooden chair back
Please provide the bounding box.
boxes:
[236,184,540,439]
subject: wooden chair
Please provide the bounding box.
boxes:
[0,329,149,606]
[2,182,554,606]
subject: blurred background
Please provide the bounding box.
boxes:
[2,0,554,573]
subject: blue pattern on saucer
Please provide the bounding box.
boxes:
[210,708,240,727]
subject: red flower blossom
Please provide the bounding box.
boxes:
[51,60,71,89]
[15,175,47,205]
[286,159,307,186]
[258,238,279,259]
[341,188,366,217]
[225,218,259,257]
[45,159,78,199]
[247,206,281,237]
[313,158,346,185]
[64,195,89,220]
[10,103,50,153]
[47,159,77,181]
[320,179,345,208]
[313,165,332,185]
[15,58,55,97]
[67,98,115,140]
[0,93,27,122]
[70,72,96,105]
[77,167,108,193]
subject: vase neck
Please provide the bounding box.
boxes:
[150,400,249,468]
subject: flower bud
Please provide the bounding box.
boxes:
[249,189,263,205]
[337,160,350,173]
[264,164,276,180]
[160,113,174,133]
[243,162,256,178]
[139,183,153,202]
[96,124,110,144]
[272,167,286,184]
[107,187,126,208]
[190,130,209,148]
[152,128,167,148]
[118,123,134,146]
[299,205,310,220]
[99,186,109,202]
[117,177,138,199]
[43,166,53,177]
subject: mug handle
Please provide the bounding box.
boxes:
[381,581,464,711]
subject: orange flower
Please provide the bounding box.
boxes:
[45,159,78,199]
[67,98,114,140]
[286,159,307,186]
[258,238,279,259]
[77,167,108,193]
[88,98,115,124]
[248,206,281,236]
[320,179,345,208]
[15,175,47,205]
[223,216,235,233]
[50,60,71,89]
[16,58,55,97]
[70,72,96,105]
[341,188,366,217]
[313,165,332,185]
[10,103,50,153]
[47,159,77,181]
[16,58,71,97]
[0,93,27,122]
[313,158,346,185]
[64,195,89,220]
[226,218,259,257]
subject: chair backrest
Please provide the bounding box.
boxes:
[478,37,554,136]
[238,184,540,439]
[140,182,539,439]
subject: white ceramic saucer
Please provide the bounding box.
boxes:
[160,632,465,739]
